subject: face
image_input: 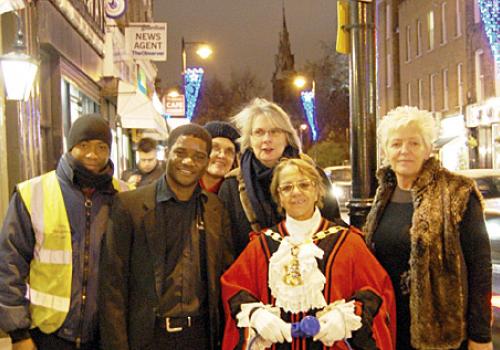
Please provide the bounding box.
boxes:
[250,114,287,168]
[206,137,236,179]
[166,135,209,190]
[70,140,110,174]
[137,150,158,173]
[385,126,431,185]
[277,165,319,221]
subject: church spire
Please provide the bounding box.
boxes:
[273,1,295,80]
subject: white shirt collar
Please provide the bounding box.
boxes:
[285,207,322,243]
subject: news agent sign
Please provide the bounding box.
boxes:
[125,23,167,61]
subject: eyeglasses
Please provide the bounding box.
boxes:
[251,128,284,138]
[278,179,315,196]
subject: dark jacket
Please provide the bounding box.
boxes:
[219,167,342,256]
[0,154,117,344]
[99,179,234,350]
[364,157,492,349]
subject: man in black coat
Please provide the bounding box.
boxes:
[99,124,234,350]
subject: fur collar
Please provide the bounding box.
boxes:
[365,158,481,349]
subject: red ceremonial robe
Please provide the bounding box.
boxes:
[221,219,396,350]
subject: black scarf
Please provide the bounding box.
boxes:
[67,154,114,191]
[240,146,299,228]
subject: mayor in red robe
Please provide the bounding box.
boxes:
[221,158,396,350]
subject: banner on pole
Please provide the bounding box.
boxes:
[125,23,167,61]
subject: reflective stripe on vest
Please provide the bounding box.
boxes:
[17,171,128,333]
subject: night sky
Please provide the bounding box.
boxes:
[153,0,338,94]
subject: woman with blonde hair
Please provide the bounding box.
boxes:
[219,98,341,257]
[364,106,492,350]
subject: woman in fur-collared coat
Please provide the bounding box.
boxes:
[364,106,492,350]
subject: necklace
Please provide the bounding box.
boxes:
[264,225,344,287]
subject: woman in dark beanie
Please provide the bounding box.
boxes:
[218,98,342,257]
[0,114,128,350]
[201,121,240,193]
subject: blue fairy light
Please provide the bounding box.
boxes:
[184,67,204,121]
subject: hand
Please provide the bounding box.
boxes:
[468,339,493,350]
[313,300,362,347]
[13,338,37,350]
[127,174,141,185]
[250,308,292,344]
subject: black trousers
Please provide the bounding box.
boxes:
[152,317,210,349]
[30,329,98,350]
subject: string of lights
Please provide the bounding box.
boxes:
[184,67,204,121]
[478,0,500,73]
[300,90,318,141]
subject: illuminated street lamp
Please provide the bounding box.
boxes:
[181,37,213,73]
[0,11,38,101]
[181,37,213,121]
[293,75,318,141]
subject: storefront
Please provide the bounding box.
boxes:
[466,97,500,169]
[437,114,469,171]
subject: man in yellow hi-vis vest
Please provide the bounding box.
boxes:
[0,114,129,350]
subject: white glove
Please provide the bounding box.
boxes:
[313,300,362,347]
[250,307,292,344]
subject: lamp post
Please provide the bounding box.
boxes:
[181,37,213,121]
[0,11,38,101]
[181,37,213,74]
[299,123,308,147]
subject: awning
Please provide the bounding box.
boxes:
[0,0,25,15]
[117,81,168,139]
[166,117,190,130]
[433,135,459,149]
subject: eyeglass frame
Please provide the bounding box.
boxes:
[277,179,316,196]
[251,127,285,138]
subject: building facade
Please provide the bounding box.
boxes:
[0,0,163,218]
[377,0,499,170]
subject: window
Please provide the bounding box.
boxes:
[457,63,463,107]
[475,49,484,101]
[386,53,392,87]
[406,25,411,61]
[428,11,435,50]
[407,82,412,105]
[418,79,424,109]
[386,4,392,39]
[441,2,447,44]
[442,69,449,110]
[474,0,481,24]
[455,0,461,36]
[416,19,422,56]
[430,74,436,112]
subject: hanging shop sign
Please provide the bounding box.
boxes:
[105,0,127,19]
[125,23,167,61]
[164,94,185,117]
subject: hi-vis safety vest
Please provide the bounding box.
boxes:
[17,170,129,333]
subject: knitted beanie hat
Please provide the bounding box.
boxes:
[204,121,240,152]
[67,114,112,151]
